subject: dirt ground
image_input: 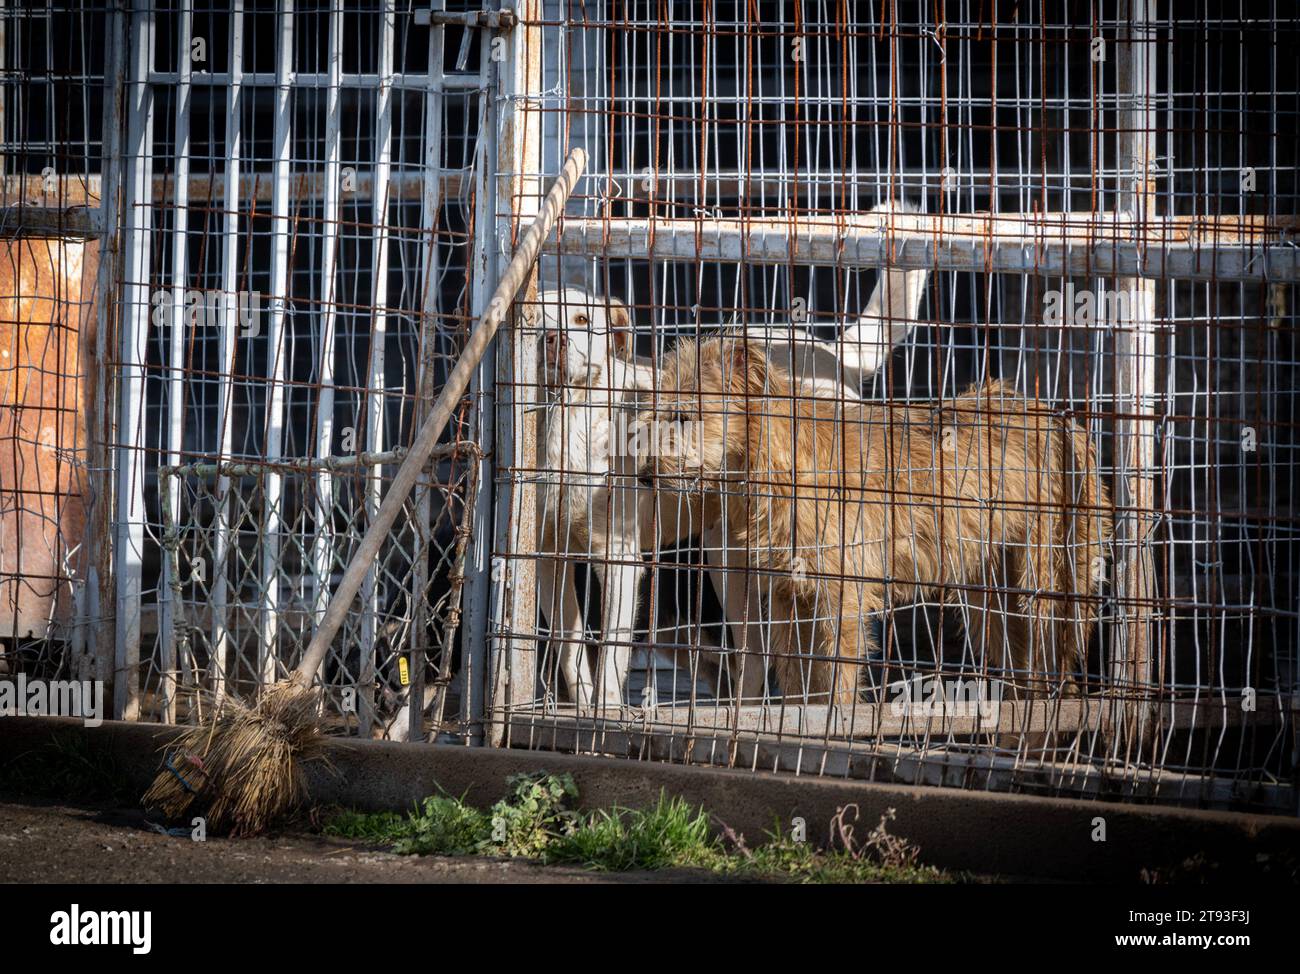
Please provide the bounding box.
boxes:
[0,796,754,884]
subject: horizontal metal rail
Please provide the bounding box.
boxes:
[505,716,1295,813]
[157,441,472,482]
[144,71,483,90]
[0,205,102,237]
[511,695,1286,740]
[20,190,1294,285]
[550,213,1300,282]
[2,171,473,208]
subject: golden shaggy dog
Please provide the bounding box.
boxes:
[637,336,1112,706]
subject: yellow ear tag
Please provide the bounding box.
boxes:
[398,657,411,686]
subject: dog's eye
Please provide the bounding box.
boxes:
[573,314,589,326]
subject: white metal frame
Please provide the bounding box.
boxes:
[85,0,490,733]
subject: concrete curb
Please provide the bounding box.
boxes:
[2,716,1296,881]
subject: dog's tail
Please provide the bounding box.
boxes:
[838,200,929,379]
[1040,410,1112,688]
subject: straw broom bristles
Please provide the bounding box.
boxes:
[141,149,588,835]
[143,682,327,836]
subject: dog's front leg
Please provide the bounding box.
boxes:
[538,555,595,708]
[703,524,769,702]
[817,582,872,710]
[594,542,641,714]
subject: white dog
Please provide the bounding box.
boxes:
[536,206,929,711]
[536,288,653,709]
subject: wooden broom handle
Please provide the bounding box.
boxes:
[292,147,588,687]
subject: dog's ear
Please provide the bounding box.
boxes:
[606,297,634,360]
[725,338,772,395]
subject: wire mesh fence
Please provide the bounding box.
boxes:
[158,444,476,738]
[490,0,1299,814]
[0,1,1296,814]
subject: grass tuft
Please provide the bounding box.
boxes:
[323,790,491,856]
[545,794,718,871]
[483,772,582,858]
[395,795,491,856]
[322,808,409,845]
[732,832,948,884]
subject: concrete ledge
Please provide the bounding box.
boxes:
[2,717,1297,881]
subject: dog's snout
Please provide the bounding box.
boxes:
[543,331,566,366]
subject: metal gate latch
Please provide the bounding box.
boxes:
[414,7,518,30]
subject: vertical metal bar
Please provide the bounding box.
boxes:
[113,0,154,721]
[311,2,343,670]
[0,0,6,183]
[258,0,295,686]
[88,2,126,688]
[398,0,447,743]
[360,0,396,737]
[1115,0,1158,743]
[160,1,193,723]
[537,0,583,290]
[461,8,503,746]
[487,0,543,745]
[212,0,245,706]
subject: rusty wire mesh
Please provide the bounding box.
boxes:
[487,1,1299,814]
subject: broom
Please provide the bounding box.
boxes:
[143,147,588,836]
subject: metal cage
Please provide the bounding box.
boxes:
[0,1,1296,816]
